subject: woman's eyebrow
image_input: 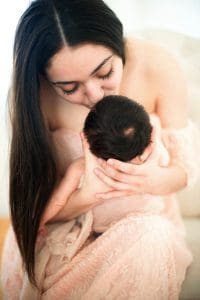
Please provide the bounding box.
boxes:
[51,54,113,85]
[90,54,113,75]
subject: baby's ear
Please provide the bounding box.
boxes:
[139,143,153,163]
[80,132,90,153]
[130,143,153,164]
[139,125,158,162]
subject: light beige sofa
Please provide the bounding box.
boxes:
[133,29,200,300]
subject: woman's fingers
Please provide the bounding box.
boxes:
[97,157,139,176]
[107,158,135,174]
[96,190,133,199]
[94,168,131,190]
[97,158,145,180]
[96,160,134,182]
[94,167,144,192]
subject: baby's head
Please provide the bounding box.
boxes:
[83,95,152,162]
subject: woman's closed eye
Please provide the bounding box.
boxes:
[97,67,114,80]
[62,67,114,95]
[63,85,78,95]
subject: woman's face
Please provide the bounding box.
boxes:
[46,43,123,108]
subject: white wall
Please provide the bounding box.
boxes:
[0,1,30,217]
[105,0,200,38]
[0,1,199,217]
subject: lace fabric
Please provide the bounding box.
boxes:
[162,120,200,188]
[1,119,197,300]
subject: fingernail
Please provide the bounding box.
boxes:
[96,194,102,199]
[98,158,105,164]
[107,159,114,165]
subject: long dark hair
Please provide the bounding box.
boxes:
[10,0,125,285]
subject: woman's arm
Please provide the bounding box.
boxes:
[56,184,104,221]
[40,157,86,225]
[55,134,109,220]
[48,138,106,222]
[154,47,188,128]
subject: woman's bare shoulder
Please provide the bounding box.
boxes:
[125,37,187,127]
[125,36,185,93]
[125,36,180,71]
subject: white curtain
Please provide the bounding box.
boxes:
[105,0,200,37]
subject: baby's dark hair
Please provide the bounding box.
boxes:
[83,95,152,162]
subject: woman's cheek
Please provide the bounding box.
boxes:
[105,77,121,94]
[109,67,123,92]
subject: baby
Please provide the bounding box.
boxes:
[41,95,170,235]
[80,95,169,233]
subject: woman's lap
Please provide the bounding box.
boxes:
[1,214,192,300]
[41,214,192,299]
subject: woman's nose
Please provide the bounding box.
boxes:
[84,80,104,103]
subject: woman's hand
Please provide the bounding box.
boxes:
[94,142,160,198]
[94,141,187,199]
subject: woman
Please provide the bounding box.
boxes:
[1,0,198,299]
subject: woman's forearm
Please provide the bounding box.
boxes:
[154,163,187,195]
[53,188,102,221]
